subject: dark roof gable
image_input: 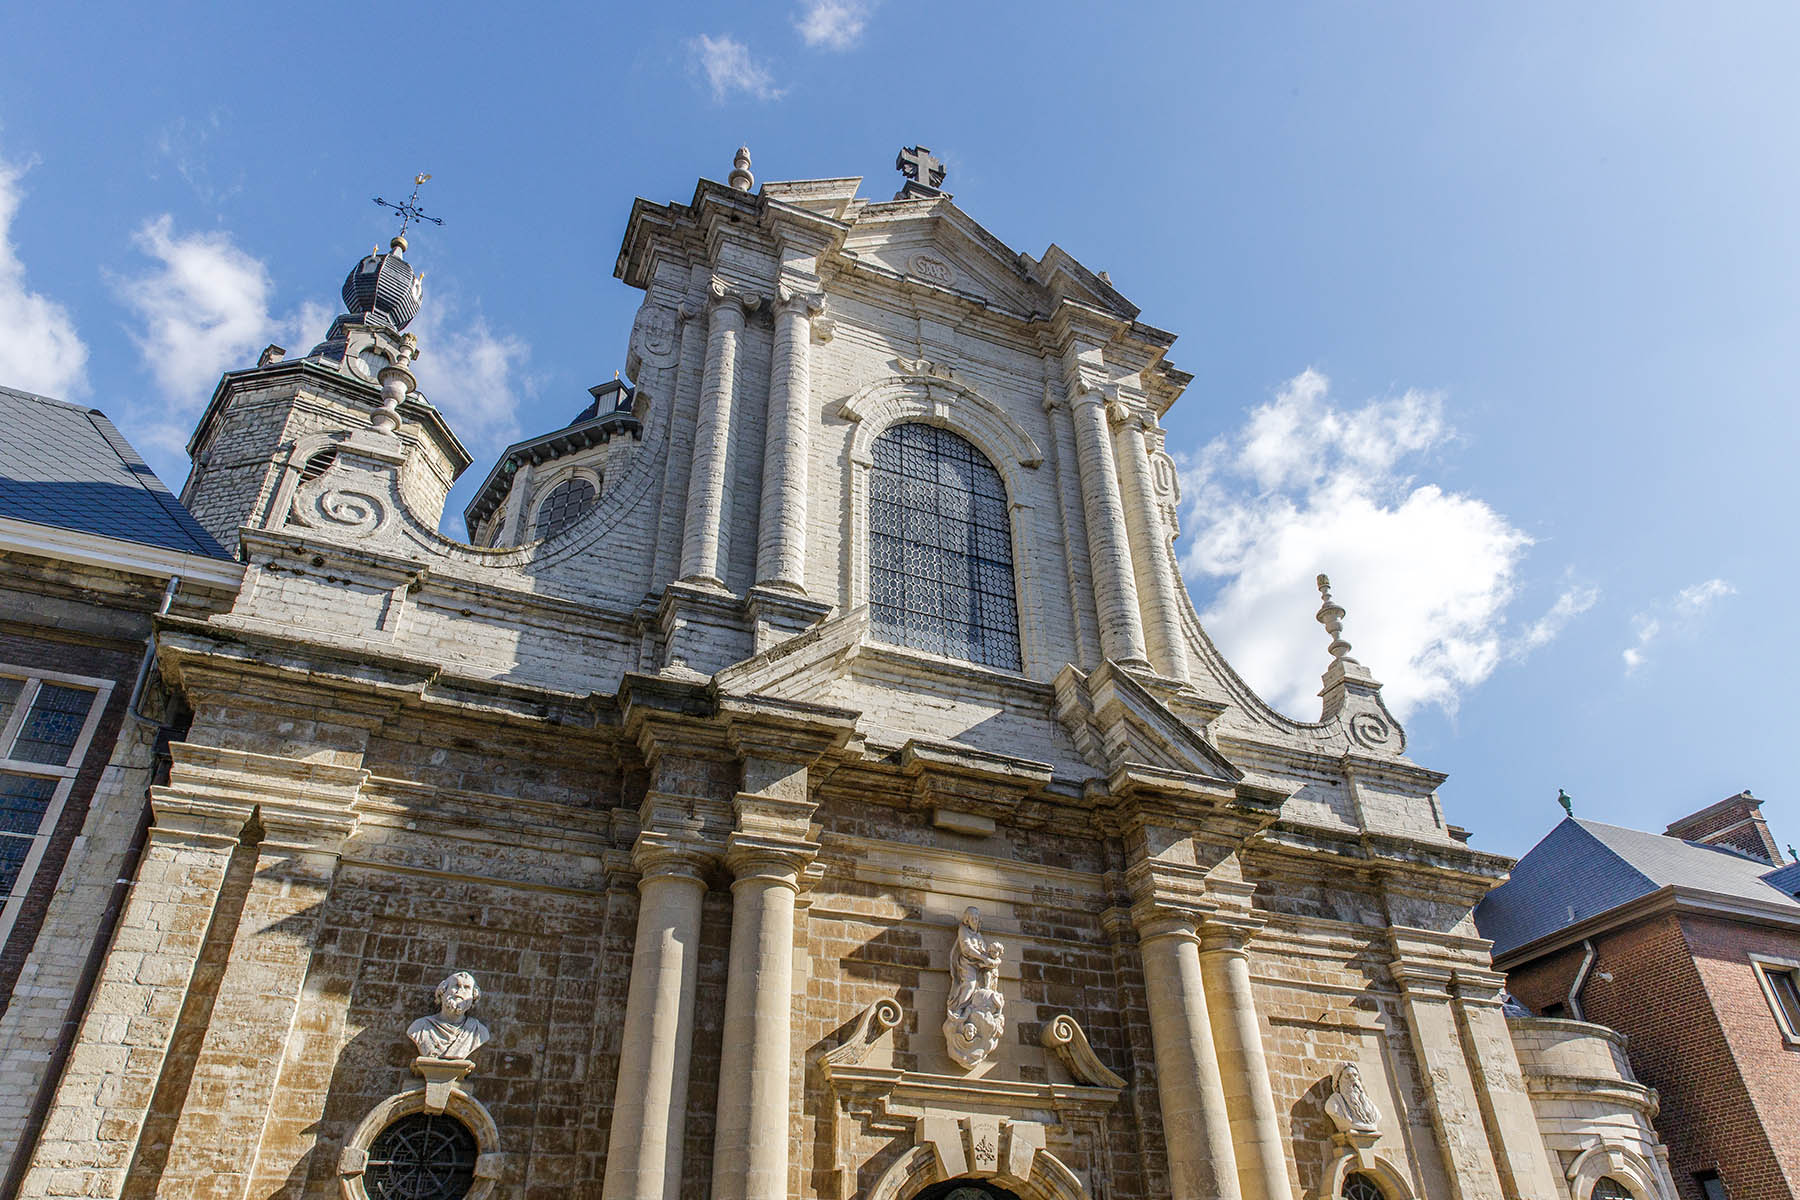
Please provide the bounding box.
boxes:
[0,384,230,560]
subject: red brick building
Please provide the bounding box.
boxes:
[1477,795,1800,1200]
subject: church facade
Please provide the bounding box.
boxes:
[3,150,1678,1200]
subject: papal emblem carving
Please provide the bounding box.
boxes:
[944,906,1005,1068]
[629,303,679,368]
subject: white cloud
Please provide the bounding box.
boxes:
[1179,368,1539,719]
[691,34,785,102]
[796,0,872,49]
[1676,577,1734,614]
[1623,577,1734,674]
[112,218,527,481]
[0,154,88,398]
[1516,581,1602,657]
[406,298,530,457]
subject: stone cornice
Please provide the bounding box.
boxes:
[153,742,367,853]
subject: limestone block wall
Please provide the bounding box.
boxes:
[1509,1017,1677,1200]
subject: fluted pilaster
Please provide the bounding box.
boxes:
[1112,404,1188,679]
[755,289,823,593]
[1069,386,1149,667]
[680,284,756,586]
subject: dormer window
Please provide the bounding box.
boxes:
[868,422,1020,670]
[534,477,596,540]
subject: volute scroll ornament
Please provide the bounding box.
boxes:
[944,906,1006,1069]
[1039,1013,1126,1088]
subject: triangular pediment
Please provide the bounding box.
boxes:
[1052,661,1243,783]
[841,195,1139,322]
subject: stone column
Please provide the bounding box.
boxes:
[710,842,809,1200]
[681,284,754,587]
[15,808,244,1200]
[1111,405,1188,679]
[755,289,822,593]
[1135,912,1242,1200]
[1199,918,1294,1200]
[1068,386,1150,668]
[601,839,714,1200]
[153,808,355,1200]
[1452,968,1562,1200]
[709,699,845,1200]
[1389,960,1506,1200]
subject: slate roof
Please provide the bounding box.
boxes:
[0,384,229,560]
[1475,816,1800,960]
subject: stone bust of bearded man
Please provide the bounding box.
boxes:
[407,971,492,1061]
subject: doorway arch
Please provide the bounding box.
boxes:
[870,1145,1091,1200]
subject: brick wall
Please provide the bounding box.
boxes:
[1505,910,1800,1200]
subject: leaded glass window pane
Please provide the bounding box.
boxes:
[868,423,1020,671]
[0,677,22,733]
[0,772,56,837]
[365,1112,479,1200]
[1342,1173,1385,1200]
[10,685,95,766]
[0,833,33,896]
[533,478,597,540]
[1591,1179,1634,1200]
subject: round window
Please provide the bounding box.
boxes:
[1342,1173,1386,1200]
[1592,1179,1634,1200]
[364,1112,479,1200]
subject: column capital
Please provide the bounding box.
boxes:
[631,830,718,884]
[1198,911,1266,956]
[723,832,817,889]
[1389,959,1456,998]
[707,278,763,314]
[1450,966,1510,1007]
[774,285,826,317]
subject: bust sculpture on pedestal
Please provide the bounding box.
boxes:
[944,906,1006,1068]
[407,971,491,1111]
[409,971,492,1060]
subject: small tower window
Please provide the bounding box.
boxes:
[364,1112,478,1200]
[868,422,1020,670]
[533,478,596,540]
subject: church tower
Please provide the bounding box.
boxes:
[4,148,1680,1200]
[178,234,469,553]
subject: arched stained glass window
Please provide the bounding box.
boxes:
[1342,1173,1386,1200]
[364,1113,478,1200]
[1591,1179,1634,1200]
[533,477,596,540]
[869,423,1020,671]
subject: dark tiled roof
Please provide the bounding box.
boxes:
[1475,817,1800,960]
[0,384,229,560]
[1764,860,1800,900]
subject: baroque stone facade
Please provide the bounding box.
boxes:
[2,153,1678,1200]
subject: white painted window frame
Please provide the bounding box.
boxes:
[0,665,114,947]
[1748,951,1800,1047]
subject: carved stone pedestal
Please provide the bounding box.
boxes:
[411,1056,476,1113]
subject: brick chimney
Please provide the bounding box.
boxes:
[1665,790,1785,864]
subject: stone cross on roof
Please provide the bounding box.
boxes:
[896,145,947,190]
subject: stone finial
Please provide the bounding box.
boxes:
[728,145,754,191]
[944,906,1005,1069]
[408,970,491,1061]
[258,344,286,367]
[1315,574,1354,662]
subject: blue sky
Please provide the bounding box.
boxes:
[0,2,1791,858]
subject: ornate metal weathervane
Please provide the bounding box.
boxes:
[373,173,445,241]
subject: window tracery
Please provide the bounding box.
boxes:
[533,477,596,540]
[868,422,1020,670]
[1342,1173,1387,1200]
[364,1112,479,1200]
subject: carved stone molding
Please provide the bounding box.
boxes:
[338,1082,502,1200]
[1038,1015,1126,1089]
[820,997,903,1069]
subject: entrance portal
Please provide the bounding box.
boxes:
[911,1182,1025,1200]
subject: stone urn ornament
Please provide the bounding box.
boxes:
[944,906,1006,1069]
[407,970,492,1109]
